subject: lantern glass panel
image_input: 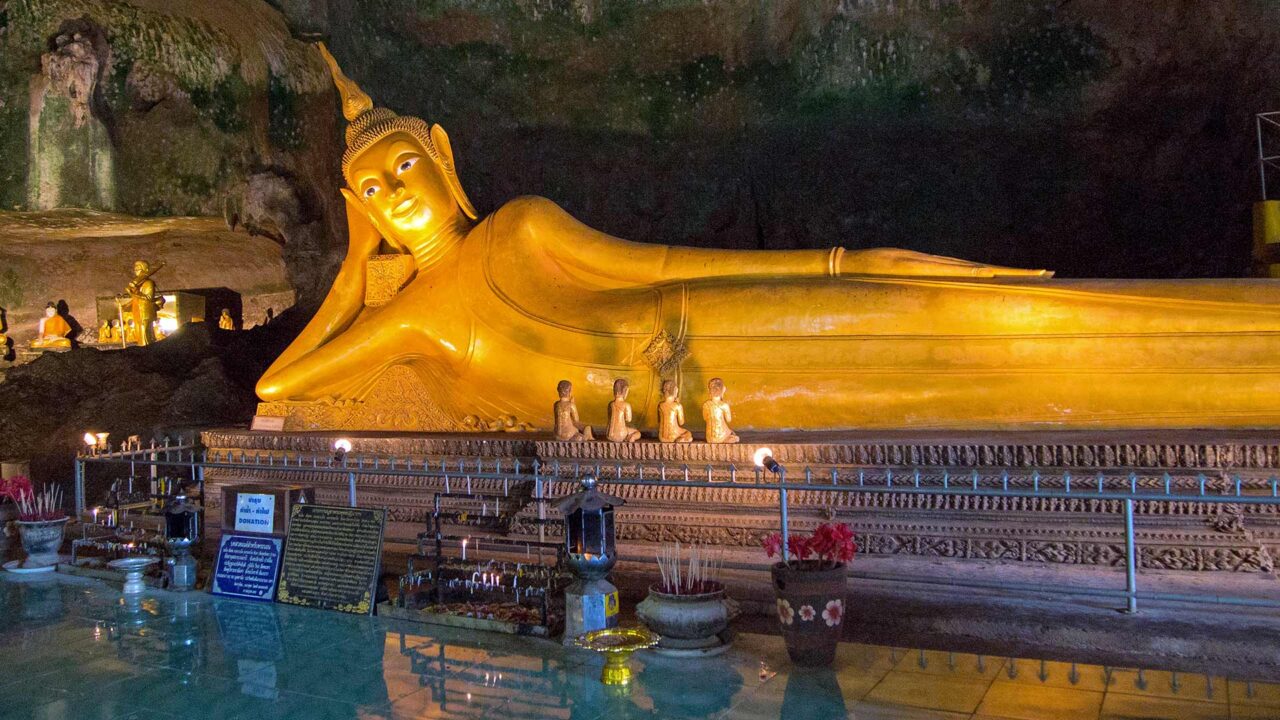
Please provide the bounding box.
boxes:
[602,507,615,555]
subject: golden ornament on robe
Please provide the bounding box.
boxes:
[256,43,1280,432]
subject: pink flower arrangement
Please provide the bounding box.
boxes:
[0,475,32,505]
[762,522,857,569]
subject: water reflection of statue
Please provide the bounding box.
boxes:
[30,302,72,349]
[553,380,594,441]
[256,43,1280,433]
[123,260,164,346]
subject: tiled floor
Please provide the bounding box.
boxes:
[0,573,1276,719]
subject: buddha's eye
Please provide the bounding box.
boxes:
[363,185,379,199]
[397,157,418,174]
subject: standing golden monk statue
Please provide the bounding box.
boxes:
[122,260,164,346]
[256,44,1280,432]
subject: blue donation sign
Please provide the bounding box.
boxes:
[212,533,284,602]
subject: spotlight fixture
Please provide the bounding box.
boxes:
[753,447,782,475]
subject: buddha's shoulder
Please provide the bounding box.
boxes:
[483,196,582,237]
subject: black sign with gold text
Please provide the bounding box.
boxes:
[276,504,385,615]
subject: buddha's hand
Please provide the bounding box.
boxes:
[842,248,1053,278]
[340,188,387,259]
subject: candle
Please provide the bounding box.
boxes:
[461,538,468,561]
[91,507,99,524]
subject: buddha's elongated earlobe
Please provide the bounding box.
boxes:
[430,123,478,220]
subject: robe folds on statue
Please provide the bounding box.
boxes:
[260,196,1280,432]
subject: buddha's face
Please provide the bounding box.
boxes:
[349,131,454,237]
[44,307,55,318]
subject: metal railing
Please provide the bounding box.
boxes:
[75,440,1280,615]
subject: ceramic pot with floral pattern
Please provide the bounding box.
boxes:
[770,560,846,667]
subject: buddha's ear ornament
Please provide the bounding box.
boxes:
[317,42,479,221]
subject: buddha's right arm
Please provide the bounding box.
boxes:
[261,190,378,379]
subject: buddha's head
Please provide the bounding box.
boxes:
[44,303,56,319]
[557,379,573,400]
[318,43,477,241]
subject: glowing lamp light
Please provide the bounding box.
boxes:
[753,447,782,475]
[83,432,98,447]
[158,317,180,334]
[332,438,353,464]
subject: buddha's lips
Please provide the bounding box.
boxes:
[391,196,420,218]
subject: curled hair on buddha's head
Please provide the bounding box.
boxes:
[317,42,478,220]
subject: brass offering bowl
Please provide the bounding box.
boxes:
[575,627,659,686]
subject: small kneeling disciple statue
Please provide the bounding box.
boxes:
[553,380,594,441]
[606,378,642,443]
[702,377,739,444]
[657,379,693,443]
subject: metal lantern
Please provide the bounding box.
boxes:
[163,487,201,591]
[554,476,625,642]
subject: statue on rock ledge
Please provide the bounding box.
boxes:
[30,303,71,350]
[255,43,1280,432]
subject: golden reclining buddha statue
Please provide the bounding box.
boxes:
[256,45,1280,433]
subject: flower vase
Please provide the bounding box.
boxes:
[16,517,68,568]
[770,561,846,667]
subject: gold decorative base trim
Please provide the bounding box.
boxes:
[256,365,463,431]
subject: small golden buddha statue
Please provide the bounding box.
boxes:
[553,380,594,441]
[702,378,739,444]
[30,303,72,350]
[255,43,1280,433]
[657,380,693,443]
[123,260,164,346]
[97,320,112,344]
[218,309,235,331]
[605,379,642,443]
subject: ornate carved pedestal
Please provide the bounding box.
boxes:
[200,429,1280,573]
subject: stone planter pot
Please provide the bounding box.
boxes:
[771,561,847,667]
[636,583,730,643]
[16,517,68,568]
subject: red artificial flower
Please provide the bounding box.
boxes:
[811,522,856,564]
[787,533,813,561]
[762,532,783,559]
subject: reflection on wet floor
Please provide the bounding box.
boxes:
[0,573,1275,720]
